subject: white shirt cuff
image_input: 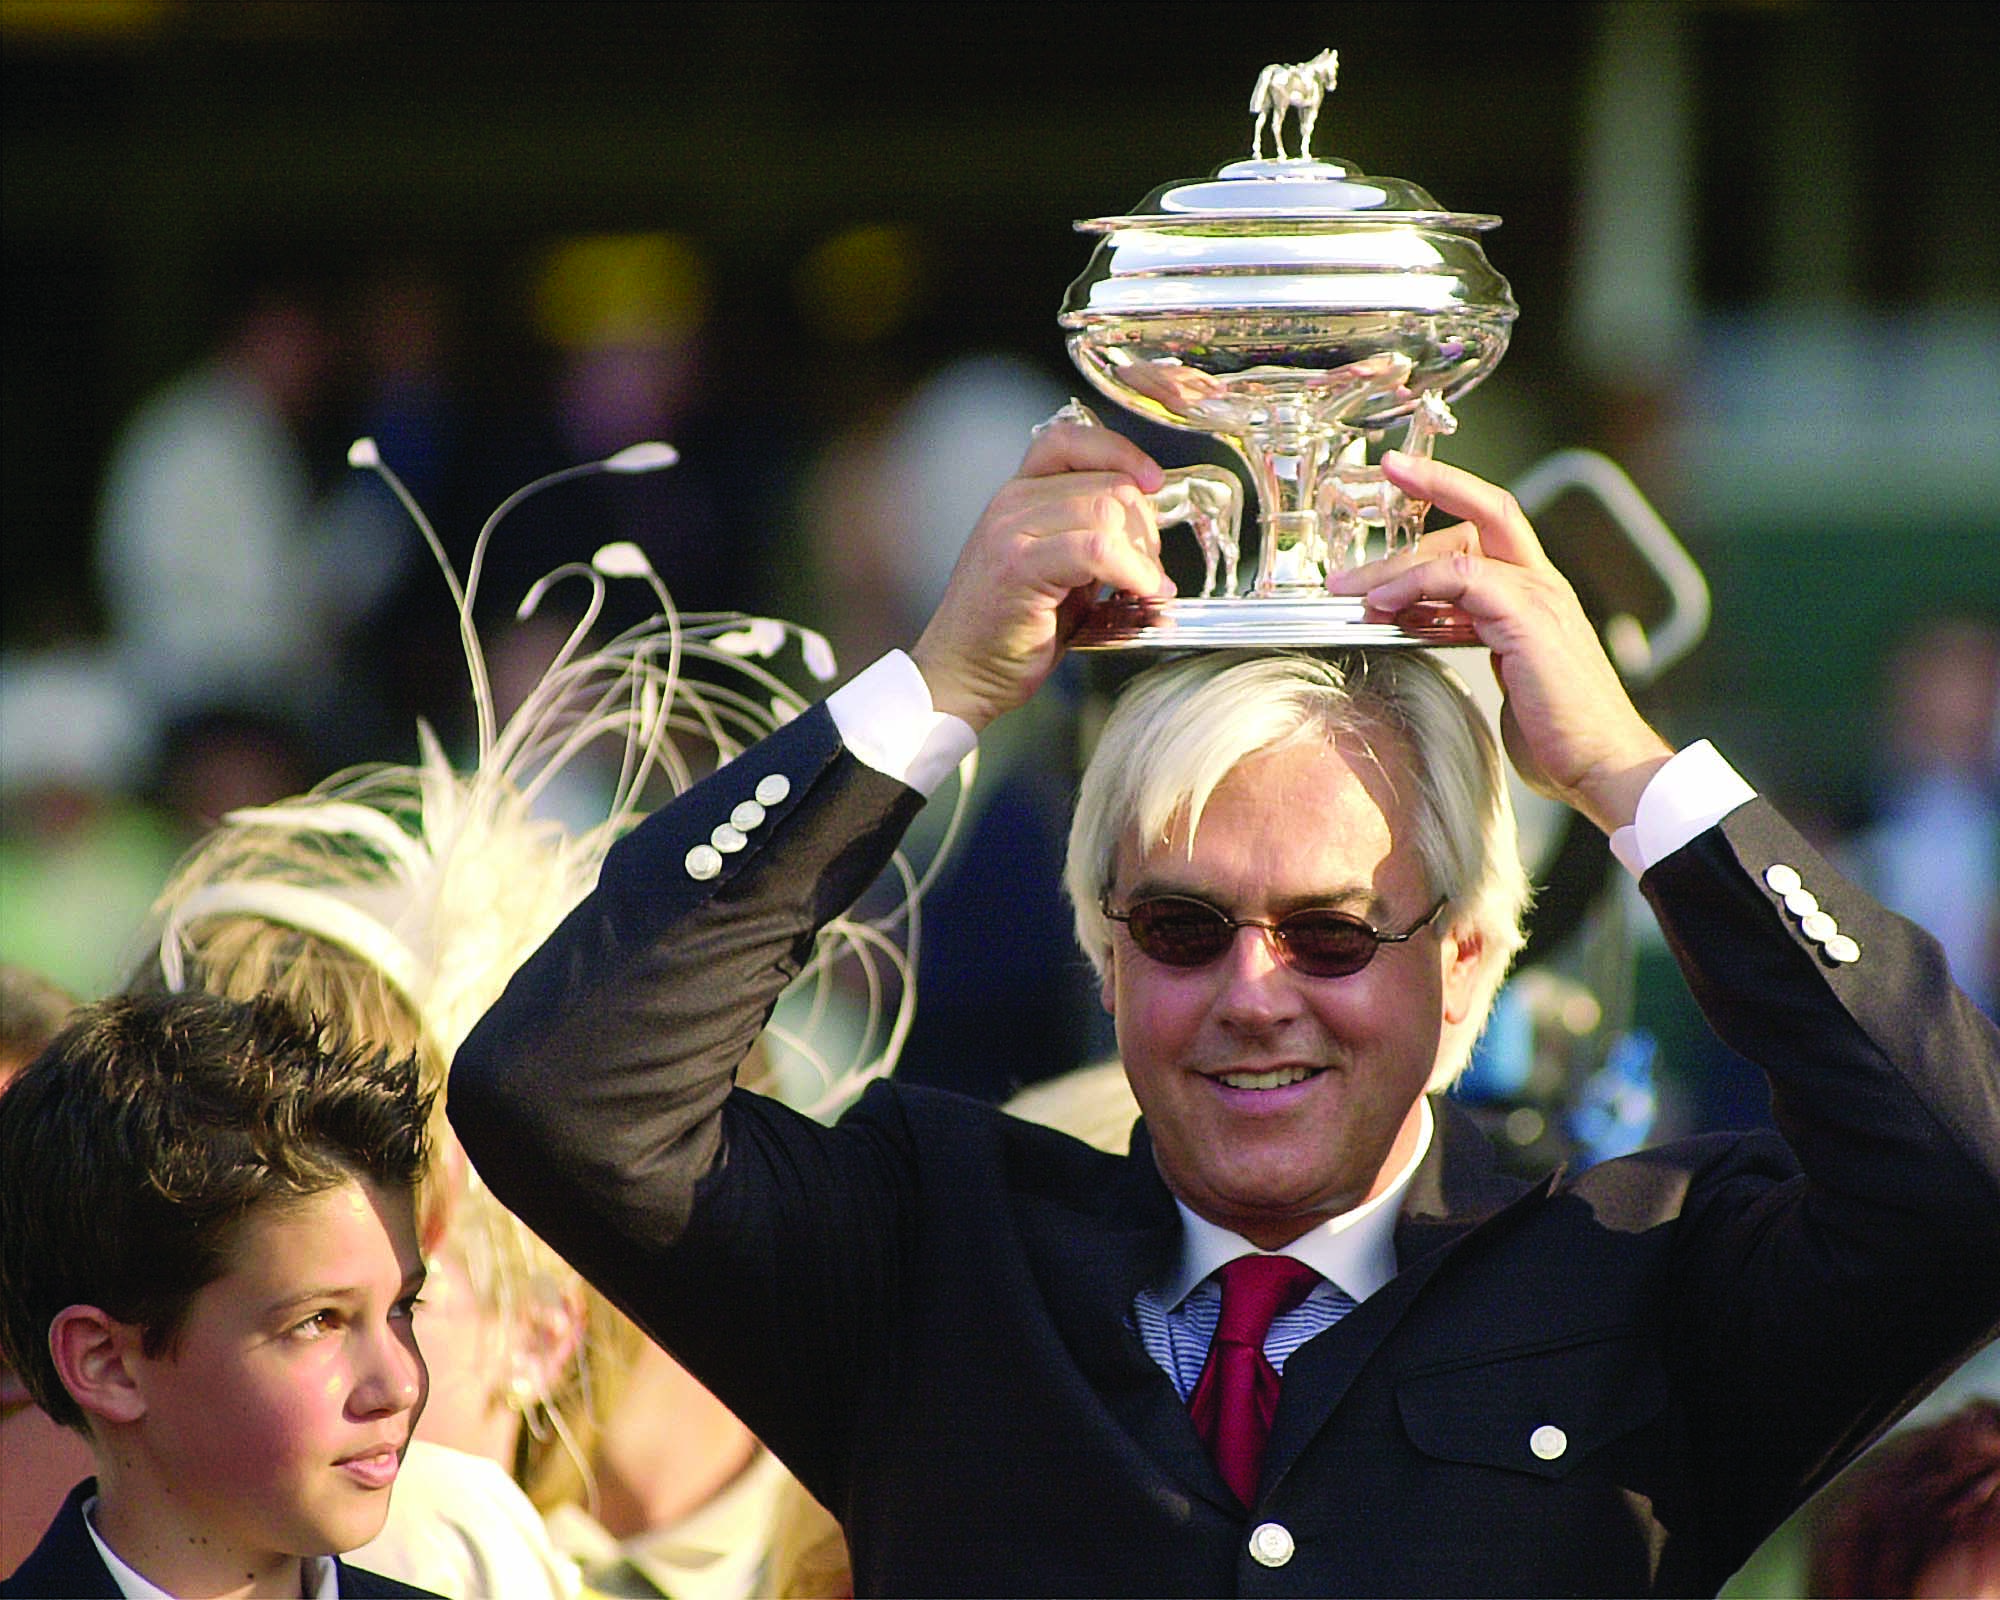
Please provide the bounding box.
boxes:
[1608,739,1758,878]
[825,650,978,797]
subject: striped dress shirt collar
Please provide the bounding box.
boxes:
[1160,1096,1434,1311]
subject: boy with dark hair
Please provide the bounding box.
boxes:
[0,990,439,1598]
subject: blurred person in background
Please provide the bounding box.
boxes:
[0,654,182,1001]
[799,350,1111,1103]
[150,702,319,843]
[1806,1397,2000,1598]
[545,1282,796,1600]
[95,258,346,738]
[435,235,775,648]
[1842,610,2000,1016]
[132,446,914,1598]
[0,964,95,1582]
[312,256,474,767]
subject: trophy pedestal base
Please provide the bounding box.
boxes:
[1068,594,1480,650]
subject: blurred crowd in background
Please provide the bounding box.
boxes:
[2,3,1996,1594]
[5,0,1995,1108]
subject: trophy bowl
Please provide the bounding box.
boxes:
[1058,50,1517,648]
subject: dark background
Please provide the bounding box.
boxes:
[9,2,1995,816]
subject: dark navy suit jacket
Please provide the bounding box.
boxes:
[1,1480,440,1598]
[453,704,2000,1597]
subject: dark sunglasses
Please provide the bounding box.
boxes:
[1101,893,1447,979]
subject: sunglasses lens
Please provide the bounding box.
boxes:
[1118,898,1387,977]
[1273,910,1379,978]
[1123,899,1234,967]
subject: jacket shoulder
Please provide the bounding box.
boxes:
[336,1558,450,1598]
[1,1480,119,1599]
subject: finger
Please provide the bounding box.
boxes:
[1380,451,1553,571]
[988,473,1159,551]
[1022,492,1172,601]
[1346,547,1543,632]
[974,475,1169,599]
[1019,419,1165,493]
[1325,522,1478,595]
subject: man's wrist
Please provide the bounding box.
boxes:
[825,651,979,796]
[1608,740,1758,877]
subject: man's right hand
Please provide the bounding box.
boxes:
[911,419,1172,732]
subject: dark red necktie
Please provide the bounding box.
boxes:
[1187,1254,1321,1506]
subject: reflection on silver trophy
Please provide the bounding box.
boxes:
[1059,49,1517,648]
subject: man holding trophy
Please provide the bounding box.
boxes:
[452,54,2000,1596]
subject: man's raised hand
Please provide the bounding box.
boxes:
[1329,450,1674,835]
[912,418,1172,731]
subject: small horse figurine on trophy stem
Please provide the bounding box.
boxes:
[1320,392,1459,568]
[1153,468,1244,599]
[1042,399,1246,598]
[1250,48,1339,162]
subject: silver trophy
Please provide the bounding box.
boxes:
[1059,49,1517,647]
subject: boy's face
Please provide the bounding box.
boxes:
[121,1175,427,1576]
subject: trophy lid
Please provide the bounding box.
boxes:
[1060,50,1515,326]
[1083,157,1496,233]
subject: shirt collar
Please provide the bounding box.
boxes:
[1162,1097,1433,1309]
[546,1444,788,1600]
[83,1492,338,1599]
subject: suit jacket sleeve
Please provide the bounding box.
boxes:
[449,704,931,1479]
[1639,798,2000,1524]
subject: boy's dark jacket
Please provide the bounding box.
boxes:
[1,1480,439,1599]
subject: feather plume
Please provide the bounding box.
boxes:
[151,438,951,1118]
[141,439,964,1513]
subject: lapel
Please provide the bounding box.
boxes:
[1021,1120,1232,1508]
[1025,1100,1558,1518]
[1260,1097,1554,1496]
[338,1557,432,1598]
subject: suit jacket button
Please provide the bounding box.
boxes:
[1800,911,1838,944]
[711,823,748,854]
[1784,889,1819,917]
[1823,933,1861,963]
[1765,863,1803,895]
[685,845,723,881]
[1530,1424,1568,1460]
[731,799,767,831]
[756,773,792,806]
[1248,1522,1294,1568]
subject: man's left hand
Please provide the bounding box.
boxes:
[1327,451,1674,836]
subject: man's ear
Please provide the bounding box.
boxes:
[1440,921,1488,1027]
[48,1306,148,1427]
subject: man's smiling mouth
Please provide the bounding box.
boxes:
[1214,1065,1324,1091]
